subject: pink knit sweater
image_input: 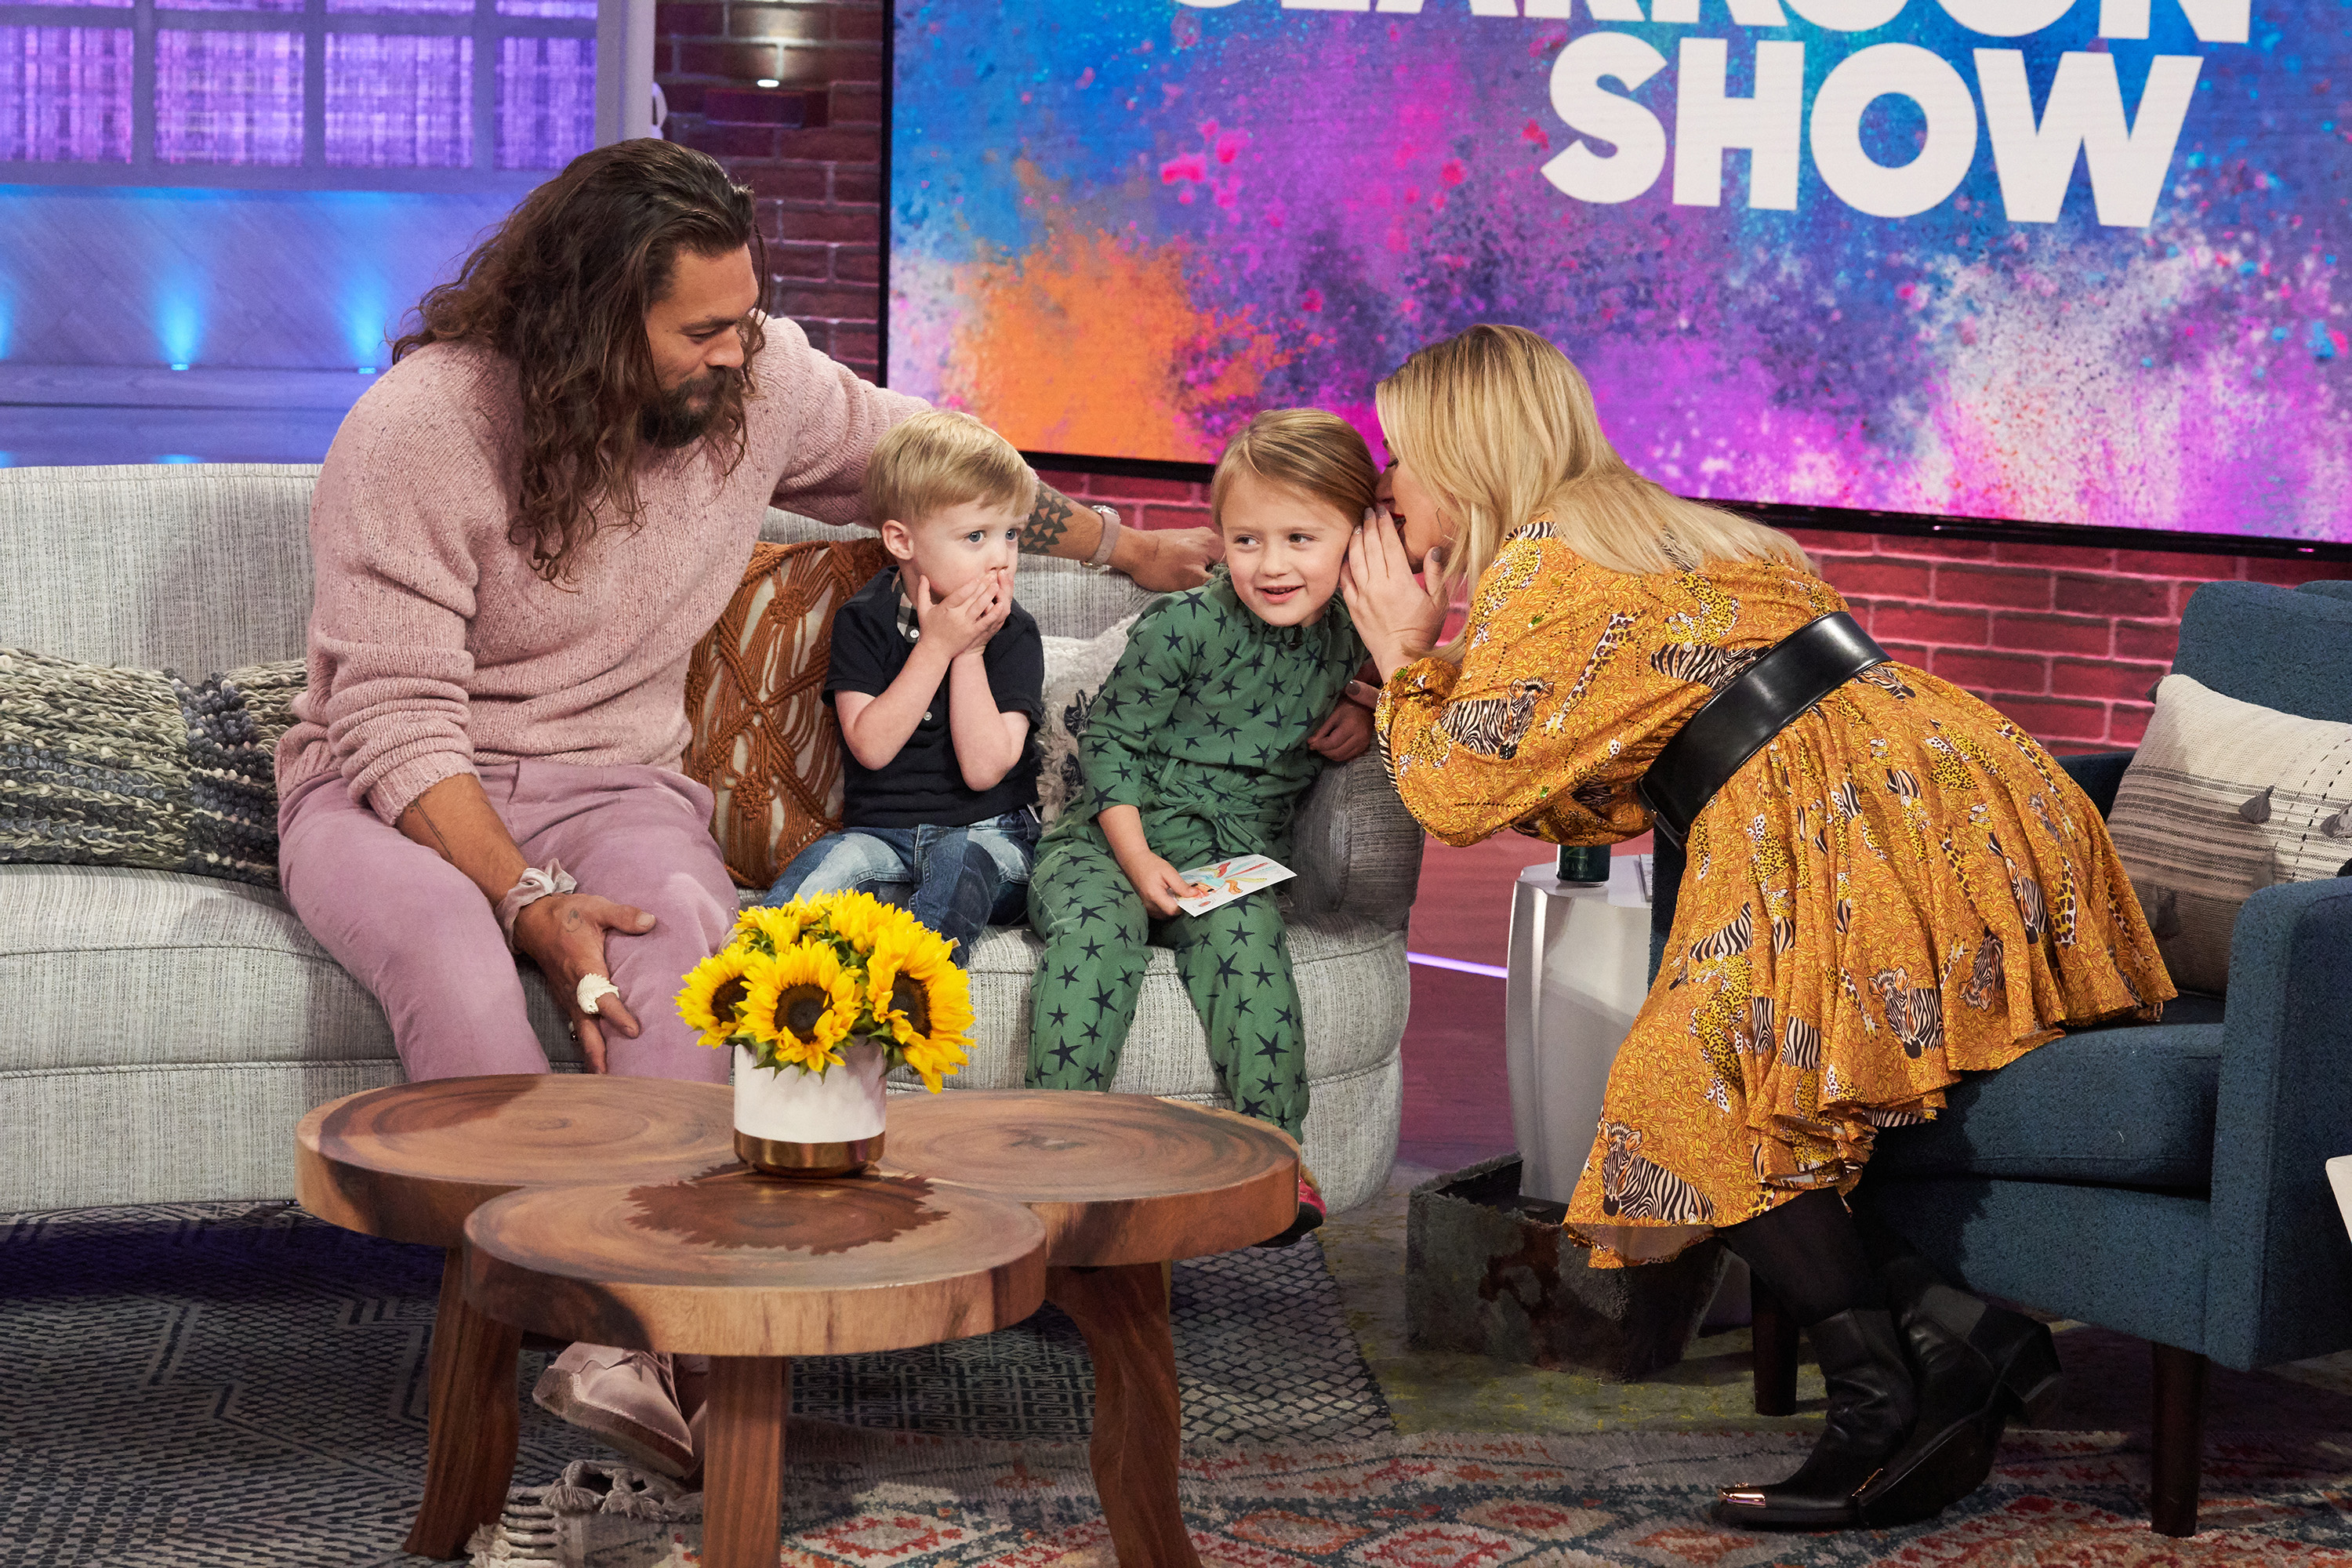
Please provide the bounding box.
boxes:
[274,320,925,824]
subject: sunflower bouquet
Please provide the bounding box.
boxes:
[674,890,974,1091]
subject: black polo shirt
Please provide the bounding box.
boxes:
[824,567,1044,828]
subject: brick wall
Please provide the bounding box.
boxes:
[658,0,2347,755]
[658,0,884,380]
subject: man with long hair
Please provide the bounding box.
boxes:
[271,140,1221,1475]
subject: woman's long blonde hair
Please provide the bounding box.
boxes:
[1375,324,1809,659]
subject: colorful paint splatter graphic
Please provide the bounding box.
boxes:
[891,2,2349,543]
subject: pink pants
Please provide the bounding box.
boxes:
[278,760,736,1083]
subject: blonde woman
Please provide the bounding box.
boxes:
[1340,325,2171,1531]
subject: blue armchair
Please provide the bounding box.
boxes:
[1649,578,2352,1537]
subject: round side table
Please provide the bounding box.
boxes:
[295,1075,735,1559]
[466,1171,1048,1568]
[882,1090,1299,1568]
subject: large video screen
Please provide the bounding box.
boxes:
[888,1,2348,545]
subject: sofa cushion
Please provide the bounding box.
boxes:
[1868,1002,2225,1191]
[682,536,894,891]
[2107,673,2352,993]
[0,463,321,673]
[4,858,1407,1082]
[0,862,579,1072]
[1035,615,1141,825]
[1,651,306,887]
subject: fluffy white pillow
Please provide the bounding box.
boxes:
[2107,673,2352,994]
[1034,615,1138,824]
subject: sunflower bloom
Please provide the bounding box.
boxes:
[676,946,764,1051]
[731,904,807,958]
[740,941,862,1073]
[896,1032,971,1094]
[818,888,916,956]
[866,922,975,1091]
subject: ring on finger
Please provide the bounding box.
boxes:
[576,973,622,1016]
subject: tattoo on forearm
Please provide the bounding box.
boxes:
[1021,487,1076,555]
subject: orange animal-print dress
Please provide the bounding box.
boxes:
[1374,514,2173,1267]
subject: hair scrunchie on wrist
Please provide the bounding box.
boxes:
[495,859,577,951]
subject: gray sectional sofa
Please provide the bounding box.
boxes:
[0,463,1418,1215]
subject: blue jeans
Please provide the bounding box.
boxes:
[766,811,1040,958]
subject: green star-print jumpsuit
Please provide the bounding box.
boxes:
[1025,575,1365,1138]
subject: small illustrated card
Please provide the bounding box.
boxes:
[1174,855,1297,916]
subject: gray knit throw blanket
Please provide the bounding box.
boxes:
[0,648,306,887]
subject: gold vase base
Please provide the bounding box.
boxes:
[735,1130,885,1180]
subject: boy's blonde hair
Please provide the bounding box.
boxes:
[864,408,1036,528]
[1375,325,1810,659]
[1210,408,1380,530]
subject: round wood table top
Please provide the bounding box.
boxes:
[463,1170,1048,1357]
[296,1075,738,1249]
[878,1090,1300,1266]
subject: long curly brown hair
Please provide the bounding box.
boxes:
[391,140,769,584]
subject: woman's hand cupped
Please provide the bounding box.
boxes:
[1341,506,1450,681]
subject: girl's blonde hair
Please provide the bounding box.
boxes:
[1210,408,1380,529]
[1374,325,1810,659]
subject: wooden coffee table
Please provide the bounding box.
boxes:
[295,1074,735,1558]
[880,1090,1300,1568]
[299,1081,1298,1567]
[466,1170,1049,1568]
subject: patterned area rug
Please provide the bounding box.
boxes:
[476,1425,2352,1567]
[0,1200,1385,1568]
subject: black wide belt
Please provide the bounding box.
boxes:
[1635,611,1888,848]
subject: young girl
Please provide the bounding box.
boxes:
[1025,408,1374,1244]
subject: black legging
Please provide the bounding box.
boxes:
[1719,1188,1886,1325]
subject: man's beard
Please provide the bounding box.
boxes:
[641,368,742,448]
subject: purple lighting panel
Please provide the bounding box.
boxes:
[325,0,470,16]
[494,34,590,172]
[495,0,596,16]
[2,25,132,162]
[155,28,302,165]
[326,33,470,168]
[158,0,301,14]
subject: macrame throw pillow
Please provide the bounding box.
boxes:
[2107,672,2352,995]
[1034,615,1139,825]
[0,648,307,887]
[682,536,894,890]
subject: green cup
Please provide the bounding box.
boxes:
[1556,845,1611,885]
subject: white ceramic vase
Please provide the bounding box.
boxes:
[732,1040,888,1178]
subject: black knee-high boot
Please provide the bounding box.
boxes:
[1858,1212,2064,1422]
[1839,1213,2063,1526]
[1711,1191,1918,1530]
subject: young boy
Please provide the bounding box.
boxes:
[766,409,1045,953]
[1025,408,1377,1245]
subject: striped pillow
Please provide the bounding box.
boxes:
[2107,673,2352,994]
[0,648,307,887]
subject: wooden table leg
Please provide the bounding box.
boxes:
[701,1356,788,1568]
[1049,1264,1199,1568]
[405,1249,524,1560]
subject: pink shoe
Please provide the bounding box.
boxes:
[532,1344,697,1478]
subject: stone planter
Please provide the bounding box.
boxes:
[1406,1152,1726,1382]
